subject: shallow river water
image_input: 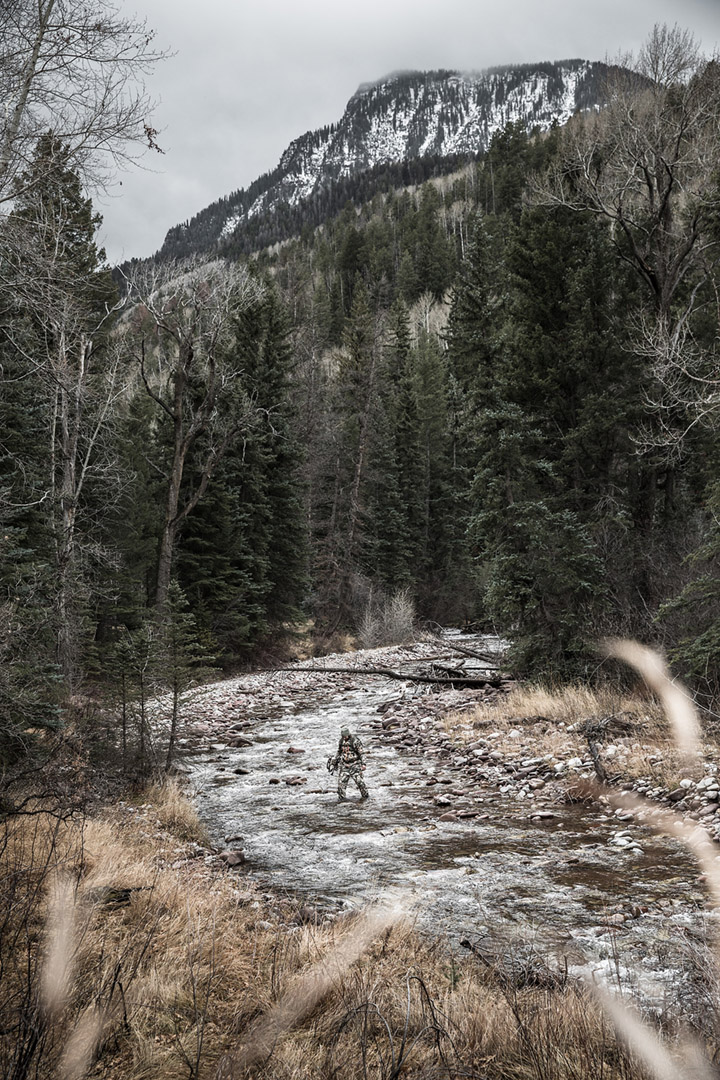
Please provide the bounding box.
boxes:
[187,654,713,1012]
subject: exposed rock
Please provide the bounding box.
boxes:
[218,849,245,867]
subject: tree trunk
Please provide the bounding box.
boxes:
[155,360,189,608]
[0,0,56,194]
[165,683,179,772]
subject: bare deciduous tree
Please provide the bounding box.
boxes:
[1,135,129,684]
[125,257,264,608]
[531,24,720,451]
[0,0,165,202]
[533,25,720,325]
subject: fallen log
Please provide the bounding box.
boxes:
[431,637,506,667]
[273,665,507,689]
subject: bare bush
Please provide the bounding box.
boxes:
[358,588,417,648]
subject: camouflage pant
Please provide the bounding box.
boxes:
[337,765,368,799]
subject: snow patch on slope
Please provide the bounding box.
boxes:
[224,61,601,232]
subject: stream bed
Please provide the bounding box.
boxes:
[185,646,715,1014]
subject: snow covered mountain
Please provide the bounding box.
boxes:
[157,60,613,260]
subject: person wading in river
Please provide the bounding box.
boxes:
[328,726,369,802]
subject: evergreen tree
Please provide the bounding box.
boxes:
[1,133,118,689]
[467,207,641,673]
[412,182,456,299]
[363,301,421,589]
[177,282,308,655]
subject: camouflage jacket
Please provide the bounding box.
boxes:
[336,734,364,770]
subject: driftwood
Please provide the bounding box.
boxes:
[274,665,506,689]
[422,632,505,667]
[441,640,505,666]
[459,939,568,990]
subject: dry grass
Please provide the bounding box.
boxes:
[311,631,359,658]
[0,787,653,1080]
[442,680,717,788]
[4,645,720,1079]
[145,777,209,842]
[458,682,665,732]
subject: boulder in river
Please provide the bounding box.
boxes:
[218,849,245,867]
[226,735,253,747]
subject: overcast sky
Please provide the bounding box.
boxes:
[98,0,720,264]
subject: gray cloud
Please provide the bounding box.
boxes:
[98,0,720,263]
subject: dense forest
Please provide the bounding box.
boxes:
[2,18,720,779]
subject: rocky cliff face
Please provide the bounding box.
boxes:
[158,59,612,259]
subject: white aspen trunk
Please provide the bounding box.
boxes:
[0,0,56,191]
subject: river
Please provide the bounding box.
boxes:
[184,636,713,1015]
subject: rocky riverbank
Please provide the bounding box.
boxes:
[171,636,720,851]
[137,635,720,1017]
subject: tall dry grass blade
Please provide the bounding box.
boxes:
[219,901,405,1076]
[591,984,700,1080]
[58,1005,105,1080]
[604,639,700,754]
[41,873,76,1019]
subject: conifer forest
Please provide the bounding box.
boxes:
[3,16,720,778]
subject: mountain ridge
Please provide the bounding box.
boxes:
[153,58,616,264]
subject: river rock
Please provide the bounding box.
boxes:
[287,746,305,754]
[284,776,307,786]
[218,849,245,867]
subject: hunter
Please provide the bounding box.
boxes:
[328,725,369,801]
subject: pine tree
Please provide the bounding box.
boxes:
[176,282,308,654]
[468,206,641,674]
[1,133,118,690]
[362,301,420,589]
